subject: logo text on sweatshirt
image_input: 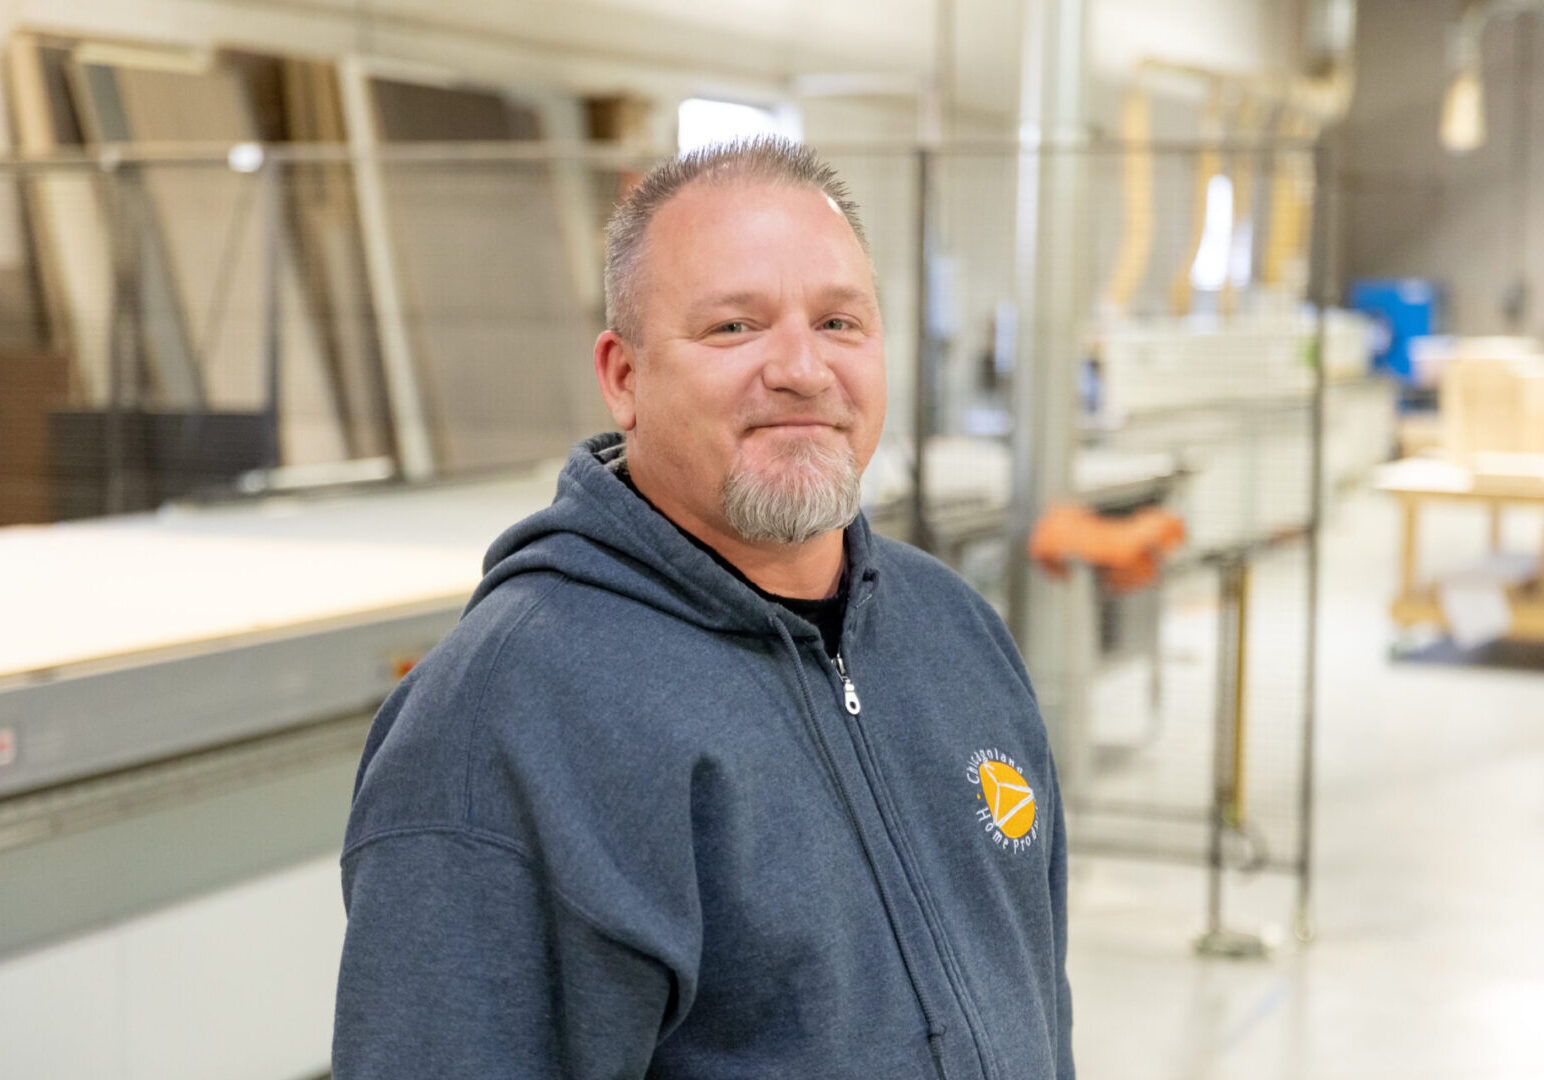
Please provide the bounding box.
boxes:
[966,747,1039,854]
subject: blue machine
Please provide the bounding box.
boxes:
[1349,277,1441,384]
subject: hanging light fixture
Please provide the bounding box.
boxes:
[1442,0,1544,153]
[1442,5,1487,153]
[1440,69,1486,153]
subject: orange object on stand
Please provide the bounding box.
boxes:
[1029,502,1186,592]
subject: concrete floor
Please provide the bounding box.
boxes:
[1065,488,1544,1080]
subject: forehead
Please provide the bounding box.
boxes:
[640,177,872,304]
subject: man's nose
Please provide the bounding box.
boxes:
[761,321,835,396]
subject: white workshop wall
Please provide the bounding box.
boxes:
[0,855,344,1080]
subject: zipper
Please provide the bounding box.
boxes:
[831,650,998,1080]
[767,618,951,1055]
[834,652,861,715]
[820,648,950,1052]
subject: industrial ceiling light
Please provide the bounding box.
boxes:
[1441,68,1486,153]
[1442,1,1487,153]
[1442,0,1544,153]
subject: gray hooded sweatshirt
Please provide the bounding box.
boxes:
[333,433,1073,1079]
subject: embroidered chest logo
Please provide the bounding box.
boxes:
[966,748,1039,854]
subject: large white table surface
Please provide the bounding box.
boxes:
[1,465,565,681]
[4,437,1186,682]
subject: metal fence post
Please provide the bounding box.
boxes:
[1295,136,1337,944]
[911,145,936,553]
[261,152,282,470]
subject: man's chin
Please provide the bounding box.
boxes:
[722,442,862,545]
[737,456,845,496]
[743,427,845,462]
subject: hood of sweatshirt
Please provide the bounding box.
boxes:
[465,432,878,643]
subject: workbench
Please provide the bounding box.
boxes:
[1374,456,1544,644]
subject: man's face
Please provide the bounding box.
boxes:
[607,178,886,545]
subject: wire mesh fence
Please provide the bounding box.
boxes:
[0,137,1339,934]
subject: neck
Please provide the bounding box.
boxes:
[626,464,846,600]
[708,529,847,599]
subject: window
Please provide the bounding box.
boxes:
[677,97,801,153]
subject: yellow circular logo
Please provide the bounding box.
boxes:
[979,760,1037,839]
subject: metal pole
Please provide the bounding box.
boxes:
[1005,32,1045,660]
[1510,14,1533,328]
[1196,553,1269,959]
[1006,0,1092,795]
[260,155,282,470]
[1295,137,1336,944]
[911,147,936,553]
[934,0,955,142]
[103,161,136,516]
[1203,556,1239,941]
[1231,561,1253,826]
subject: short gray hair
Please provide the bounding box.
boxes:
[603,136,870,344]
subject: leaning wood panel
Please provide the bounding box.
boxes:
[360,67,594,474]
[338,56,434,480]
[71,44,349,466]
[273,55,393,461]
[4,32,114,403]
[67,50,204,407]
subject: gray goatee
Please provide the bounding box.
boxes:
[721,438,861,545]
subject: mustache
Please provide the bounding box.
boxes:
[741,409,852,429]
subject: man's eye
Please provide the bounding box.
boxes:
[821,317,854,331]
[714,321,748,334]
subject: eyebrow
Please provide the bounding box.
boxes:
[686,286,879,324]
[686,292,762,323]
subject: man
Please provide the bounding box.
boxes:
[334,138,1074,1079]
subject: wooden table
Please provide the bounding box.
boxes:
[1374,456,1544,642]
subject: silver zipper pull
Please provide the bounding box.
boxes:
[834,653,861,715]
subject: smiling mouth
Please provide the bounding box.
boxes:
[749,419,843,432]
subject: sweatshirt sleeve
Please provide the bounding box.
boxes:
[1047,758,1076,1079]
[333,828,675,1079]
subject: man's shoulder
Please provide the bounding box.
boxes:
[866,532,1029,686]
[460,555,648,639]
[869,532,993,609]
[431,568,571,674]
[346,565,705,854]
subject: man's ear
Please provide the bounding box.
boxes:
[593,330,639,431]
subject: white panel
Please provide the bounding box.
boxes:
[0,856,343,1080]
[121,857,343,1080]
[0,932,126,1080]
